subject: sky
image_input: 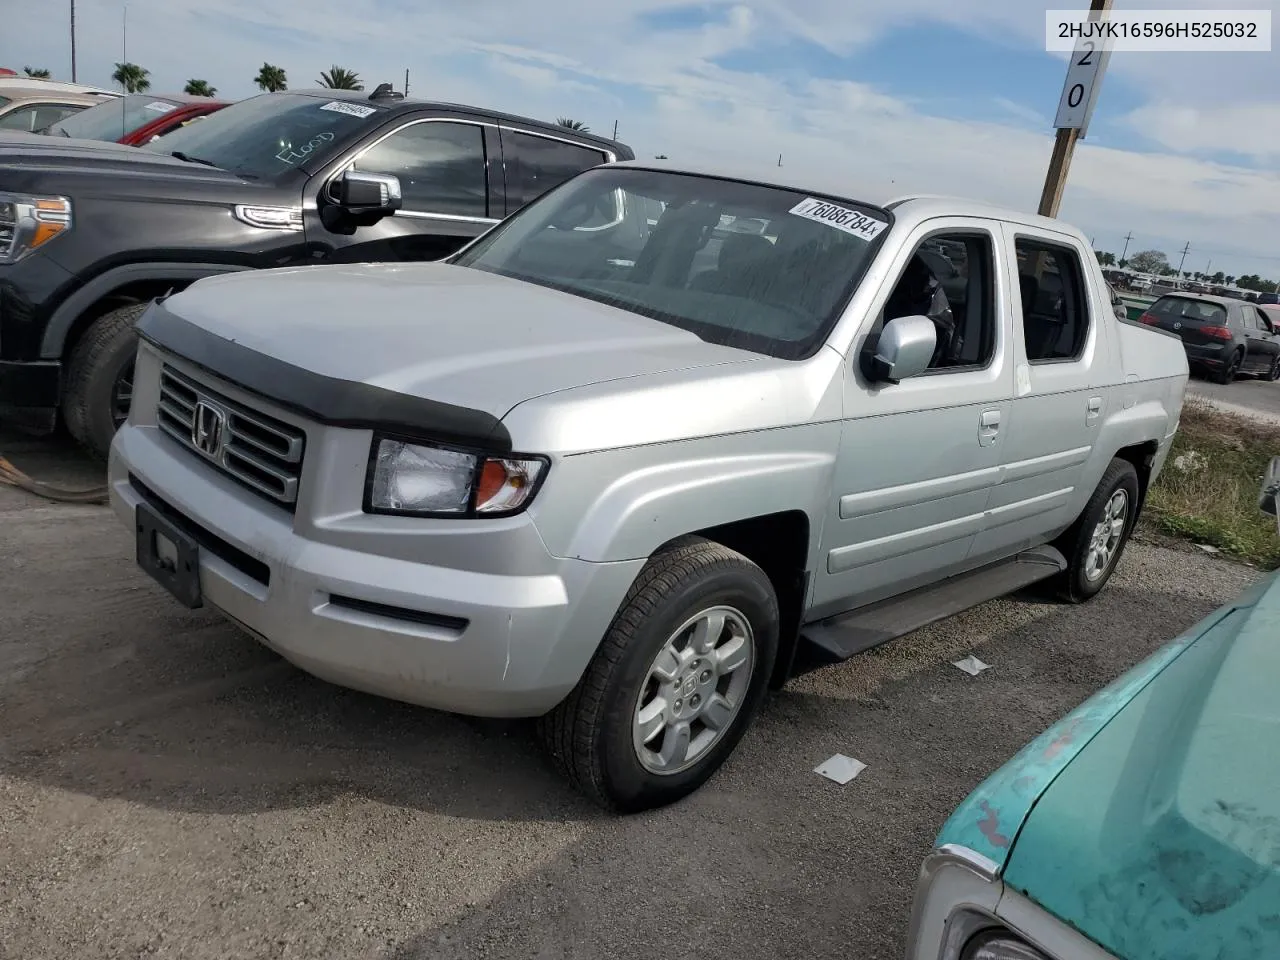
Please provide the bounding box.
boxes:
[9,0,1280,280]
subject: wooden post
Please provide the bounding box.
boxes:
[1037,127,1080,218]
[1038,0,1112,218]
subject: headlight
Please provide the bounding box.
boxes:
[366,436,548,517]
[0,193,73,263]
[962,931,1050,960]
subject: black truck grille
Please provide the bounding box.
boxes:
[157,365,306,509]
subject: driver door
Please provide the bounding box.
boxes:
[303,115,503,264]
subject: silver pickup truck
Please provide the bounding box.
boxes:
[107,161,1188,812]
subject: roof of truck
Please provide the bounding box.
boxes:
[607,159,1082,235]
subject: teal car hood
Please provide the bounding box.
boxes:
[999,570,1280,960]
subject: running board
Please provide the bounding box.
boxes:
[792,546,1067,675]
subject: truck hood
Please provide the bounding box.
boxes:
[152,262,762,422]
[0,133,255,187]
[995,571,1280,960]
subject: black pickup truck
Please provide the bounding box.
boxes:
[0,86,633,457]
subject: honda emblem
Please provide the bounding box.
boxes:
[191,399,226,458]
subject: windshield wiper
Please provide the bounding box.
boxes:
[170,151,220,168]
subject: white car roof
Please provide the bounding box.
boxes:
[608,159,1082,238]
[0,77,120,97]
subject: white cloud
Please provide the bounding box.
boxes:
[15,0,1280,275]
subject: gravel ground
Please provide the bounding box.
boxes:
[0,430,1261,960]
[1185,375,1280,426]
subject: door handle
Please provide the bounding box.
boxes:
[1087,396,1103,424]
[978,409,1001,447]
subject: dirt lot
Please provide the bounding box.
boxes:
[0,430,1260,960]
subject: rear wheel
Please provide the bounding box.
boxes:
[538,536,779,813]
[1267,355,1280,382]
[1214,349,1243,384]
[62,302,147,460]
[1054,458,1140,603]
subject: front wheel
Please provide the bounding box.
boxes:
[1267,355,1280,382]
[62,302,148,460]
[1054,458,1140,603]
[538,536,779,813]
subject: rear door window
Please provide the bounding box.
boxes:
[1014,239,1090,362]
[502,130,609,213]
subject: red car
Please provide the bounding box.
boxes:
[41,93,228,145]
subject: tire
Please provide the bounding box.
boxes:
[538,536,779,813]
[1213,349,1243,384]
[62,302,148,460]
[1267,355,1280,382]
[1053,458,1141,604]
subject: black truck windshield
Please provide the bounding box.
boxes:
[46,94,181,140]
[453,167,889,360]
[142,93,383,180]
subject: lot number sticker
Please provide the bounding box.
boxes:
[319,101,377,119]
[789,197,887,241]
[144,101,177,114]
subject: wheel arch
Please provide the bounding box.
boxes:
[42,263,250,361]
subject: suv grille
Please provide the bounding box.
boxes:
[157,365,306,509]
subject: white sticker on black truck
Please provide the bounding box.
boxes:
[789,197,887,241]
[319,101,377,119]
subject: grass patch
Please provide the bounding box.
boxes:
[1145,399,1280,570]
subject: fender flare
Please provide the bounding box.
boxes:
[41,262,251,359]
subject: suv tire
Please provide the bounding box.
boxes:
[1054,457,1141,604]
[62,302,147,460]
[538,536,779,813]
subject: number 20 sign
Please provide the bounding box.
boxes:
[1053,32,1113,137]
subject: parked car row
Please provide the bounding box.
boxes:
[0,84,632,456]
[1137,293,1280,384]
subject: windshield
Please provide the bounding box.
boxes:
[142,93,383,181]
[46,94,181,140]
[452,167,889,359]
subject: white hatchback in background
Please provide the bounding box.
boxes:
[109,161,1188,812]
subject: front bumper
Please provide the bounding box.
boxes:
[0,358,60,407]
[108,420,644,718]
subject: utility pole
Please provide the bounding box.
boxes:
[1120,231,1133,262]
[404,68,409,96]
[70,0,77,81]
[122,2,128,64]
[1039,0,1113,218]
[1176,241,1191,277]
[612,119,618,140]
[777,153,783,167]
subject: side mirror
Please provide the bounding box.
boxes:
[862,314,937,385]
[332,169,403,217]
[1260,456,1280,520]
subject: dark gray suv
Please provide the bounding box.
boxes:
[1139,293,1280,383]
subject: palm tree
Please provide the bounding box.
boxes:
[112,62,150,93]
[318,66,362,90]
[24,66,51,78]
[556,117,589,132]
[183,79,216,97]
[254,63,287,92]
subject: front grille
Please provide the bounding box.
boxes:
[157,365,306,509]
